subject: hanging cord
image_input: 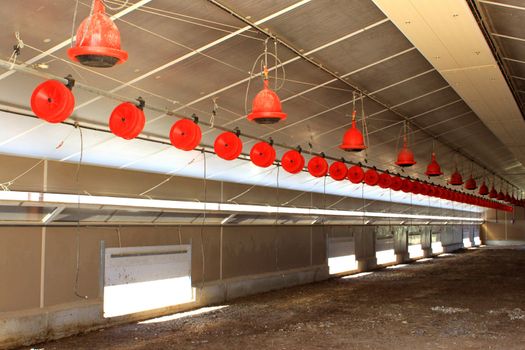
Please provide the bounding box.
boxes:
[55,126,78,150]
[361,181,366,226]
[75,0,96,48]
[8,32,24,69]
[272,40,286,91]
[210,97,219,128]
[389,187,392,233]
[102,0,129,11]
[0,159,44,191]
[273,39,277,91]
[70,0,81,48]
[74,123,88,300]
[322,175,327,224]
[273,165,280,225]
[395,122,405,156]
[360,92,369,160]
[274,164,281,272]
[351,90,357,122]
[116,227,122,248]
[226,167,276,203]
[139,152,203,198]
[199,150,207,291]
[75,123,84,182]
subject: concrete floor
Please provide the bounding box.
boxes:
[29,246,525,350]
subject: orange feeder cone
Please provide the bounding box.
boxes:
[339,111,366,152]
[68,0,128,67]
[247,79,287,124]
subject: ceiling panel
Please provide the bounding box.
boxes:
[0,0,523,198]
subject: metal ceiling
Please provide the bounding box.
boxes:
[0,0,523,201]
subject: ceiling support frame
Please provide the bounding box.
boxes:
[207,0,518,190]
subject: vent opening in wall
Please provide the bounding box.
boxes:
[103,244,193,318]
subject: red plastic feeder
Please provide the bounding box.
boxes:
[339,112,366,152]
[109,101,145,140]
[395,127,416,167]
[395,144,416,167]
[449,170,463,186]
[411,181,421,195]
[347,165,365,184]
[420,183,429,196]
[329,161,348,181]
[169,119,201,151]
[31,80,75,123]
[281,150,304,174]
[247,79,287,124]
[308,156,328,177]
[68,0,128,67]
[497,191,505,200]
[464,176,477,190]
[364,169,379,186]
[378,173,392,189]
[479,181,489,196]
[390,176,403,191]
[250,142,276,168]
[214,131,243,160]
[401,179,412,193]
[425,152,442,176]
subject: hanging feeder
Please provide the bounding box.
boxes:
[109,98,145,140]
[395,122,416,167]
[497,190,505,201]
[339,117,367,151]
[68,0,128,67]
[329,161,348,181]
[489,185,497,199]
[339,92,367,152]
[464,176,477,190]
[478,181,489,196]
[425,152,442,176]
[378,173,392,189]
[479,178,489,196]
[347,165,365,184]
[449,170,463,186]
[169,118,202,151]
[214,131,243,160]
[247,79,287,124]
[250,141,276,168]
[364,168,379,186]
[281,149,304,174]
[390,176,403,191]
[246,41,286,124]
[308,155,328,178]
[30,78,75,123]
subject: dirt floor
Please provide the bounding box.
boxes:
[29,246,525,350]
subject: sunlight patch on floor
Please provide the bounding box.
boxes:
[139,305,229,324]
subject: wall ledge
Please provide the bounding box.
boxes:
[0,264,328,349]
